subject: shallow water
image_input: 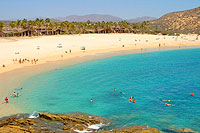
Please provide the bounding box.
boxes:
[14,48,200,131]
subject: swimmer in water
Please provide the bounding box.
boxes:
[165,103,175,106]
[5,97,8,103]
[132,99,136,103]
[191,92,194,96]
[159,99,171,102]
[129,96,135,103]
[13,92,17,97]
[91,99,93,102]
[114,88,116,91]
[129,96,133,102]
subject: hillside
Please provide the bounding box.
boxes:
[54,14,156,23]
[151,6,200,34]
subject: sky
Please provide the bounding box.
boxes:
[0,0,200,20]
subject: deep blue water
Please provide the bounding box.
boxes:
[14,49,200,131]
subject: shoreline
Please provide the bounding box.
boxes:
[0,34,200,117]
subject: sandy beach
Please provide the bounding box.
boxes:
[0,33,200,117]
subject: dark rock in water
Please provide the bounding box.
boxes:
[161,128,198,133]
[176,128,198,133]
[102,125,160,133]
[162,128,179,133]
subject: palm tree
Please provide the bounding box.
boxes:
[0,22,5,30]
[49,23,55,35]
[101,21,106,33]
[45,18,51,23]
[10,21,16,29]
[45,23,49,35]
[87,20,91,25]
[141,21,149,31]
[60,22,66,31]
[68,23,76,34]
[16,20,22,29]
[132,23,140,29]
[40,19,45,25]
[21,19,27,29]
[106,22,113,33]
[28,20,35,36]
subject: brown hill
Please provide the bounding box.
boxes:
[151,6,200,34]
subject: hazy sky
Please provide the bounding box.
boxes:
[1,0,200,20]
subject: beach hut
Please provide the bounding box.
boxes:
[81,46,86,50]
[57,43,63,48]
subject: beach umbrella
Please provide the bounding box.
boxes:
[57,43,63,48]
[81,46,86,50]
[36,46,40,50]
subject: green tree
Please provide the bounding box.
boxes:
[45,18,51,23]
[132,23,140,29]
[40,19,45,25]
[0,22,5,30]
[21,19,27,29]
[16,20,22,29]
[10,21,16,28]
[87,20,91,25]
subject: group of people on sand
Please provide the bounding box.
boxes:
[13,58,39,64]
[2,58,39,68]
[61,49,72,58]
[3,88,23,103]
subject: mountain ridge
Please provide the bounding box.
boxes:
[54,14,156,23]
[1,14,156,23]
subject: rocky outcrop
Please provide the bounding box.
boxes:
[0,112,198,133]
[39,112,110,131]
[176,128,198,133]
[0,112,110,132]
[102,126,160,133]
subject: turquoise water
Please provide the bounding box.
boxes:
[15,49,200,131]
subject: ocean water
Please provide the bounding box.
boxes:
[14,48,200,131]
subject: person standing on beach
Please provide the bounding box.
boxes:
[5,97,8,103]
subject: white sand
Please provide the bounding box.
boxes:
[0,34,199,74]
